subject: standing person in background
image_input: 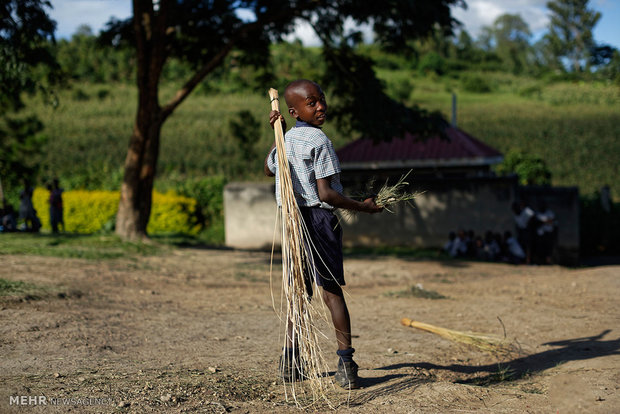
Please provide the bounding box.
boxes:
[512,200,535,264]
[536,200,556,264]
[18,180,40,232]
[48,178,64,233]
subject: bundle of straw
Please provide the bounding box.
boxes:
[269,88,333,406]
[401,317,517,357]
[374,170,420,212]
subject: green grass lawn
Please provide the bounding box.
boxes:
[0,232,161,259]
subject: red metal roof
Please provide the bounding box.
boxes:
[336,126,503,169]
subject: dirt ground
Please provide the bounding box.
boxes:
[1,247,619,413]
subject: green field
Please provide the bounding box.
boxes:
[23,73,620,199]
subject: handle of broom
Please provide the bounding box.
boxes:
[269,88,280,112]
[269,88,285,140]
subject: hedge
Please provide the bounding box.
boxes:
[32,188,200,234]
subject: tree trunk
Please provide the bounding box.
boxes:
[115,112,162,240]
[115,0,165,240]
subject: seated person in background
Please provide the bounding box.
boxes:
[449,229,469,257]
[504,231,526,264]
[443,231,456,255]
[473,236,486,260]
[483,230,501,261]
[1,203,17,232]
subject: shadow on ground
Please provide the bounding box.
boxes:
[377,330,619,385]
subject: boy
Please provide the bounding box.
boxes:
[264,79,382,389]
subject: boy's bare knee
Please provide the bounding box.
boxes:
[322,285,344,308]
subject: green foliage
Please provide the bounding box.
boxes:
[0,0,58,112]
[487,13,532,74]
[0,115,48,204]
[25,74,620,202]
[460,74,492,93]
[418,52,446,75]
[386,76,415,102]
[322,44,445,141]
[229,110,260,168]
[163,175,226,230]
[0,0,58,204]
[495,149,552,186]
[71,88,90,101]
[545,0,601,72]
[55,26,135,83]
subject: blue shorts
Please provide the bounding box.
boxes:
[299,207,345,290]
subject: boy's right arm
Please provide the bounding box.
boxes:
[264,142,276,177]
[317,178,382,214]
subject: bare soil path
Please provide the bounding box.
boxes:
[1,248,618,413]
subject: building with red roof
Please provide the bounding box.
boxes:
[336,125,503,177]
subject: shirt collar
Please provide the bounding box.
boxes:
[295,119,321,129]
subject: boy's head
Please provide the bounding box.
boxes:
[284,79,327,127]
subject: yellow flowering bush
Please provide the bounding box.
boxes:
[147,190,200,235]
[32,188,199,234]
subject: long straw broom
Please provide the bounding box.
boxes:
[269,88,334,406]
[401,317,517,357]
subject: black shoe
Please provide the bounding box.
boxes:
[334,360,360,389]
[279,354,304,382]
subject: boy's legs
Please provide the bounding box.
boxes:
[323,282,359,389]
[321,283,351,350]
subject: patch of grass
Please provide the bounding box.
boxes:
[522,385,545,394]
[0,278,80,301]
[0,279,40,296]
[459,363,519,386]
[0,233,161,259]
[150,227,227,248]
[385,284,447,299]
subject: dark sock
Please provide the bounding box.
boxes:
[336,347,355,363]
[284,347,297,360]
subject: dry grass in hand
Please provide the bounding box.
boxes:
[374,170,421,212]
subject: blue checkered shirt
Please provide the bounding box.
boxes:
[267,120,343,209]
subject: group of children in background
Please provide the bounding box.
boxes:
[0,179,64,233]
[444,200,557,265]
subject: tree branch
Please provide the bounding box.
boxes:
[160,2,324,120]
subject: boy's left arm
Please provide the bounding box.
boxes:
[317,178,382,213]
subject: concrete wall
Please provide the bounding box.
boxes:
[224,179,580,263]
[339,176,517,247]
[224,182,279,250]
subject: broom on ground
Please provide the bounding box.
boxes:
[401,317,518,357]
[269,88,335,406]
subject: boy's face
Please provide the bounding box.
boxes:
[287,83,327,127]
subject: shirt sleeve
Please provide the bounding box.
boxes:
[313,137,341,179]
[266,147,277,174]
